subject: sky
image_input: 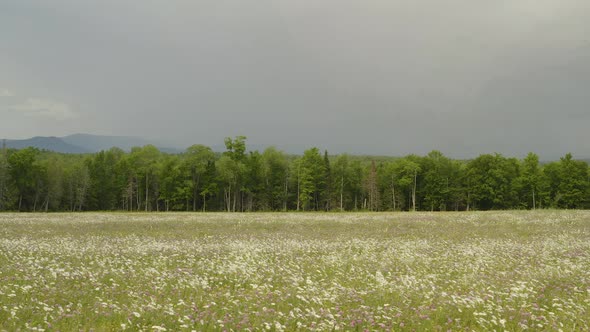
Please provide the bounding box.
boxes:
[1,0,589,159]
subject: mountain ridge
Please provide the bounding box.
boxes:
[2,134,182,154]
[2,135,589,162]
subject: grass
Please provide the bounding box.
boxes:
[1,211,589,331]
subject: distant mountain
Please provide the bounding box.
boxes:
[62,133,152,152]
[4,136,89,154]
[2,134,183,154]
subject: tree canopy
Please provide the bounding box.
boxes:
[0,138,588,212]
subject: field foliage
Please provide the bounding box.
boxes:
[1,211,590,331]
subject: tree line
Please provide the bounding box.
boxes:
[0,136,589,212]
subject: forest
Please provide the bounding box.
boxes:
[0,136,588,212]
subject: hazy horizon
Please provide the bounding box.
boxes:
[1,0,589,159]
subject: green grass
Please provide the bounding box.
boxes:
[1,211,589,331]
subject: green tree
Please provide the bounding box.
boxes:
[224,136,247,162]
[183,145,215,211]
[296,148,325,211]
[293,157,307,211]
[515,152,544,209]
[64,161,90,211]
[332,154,352,211]
[542,161,560,208]
[448,160,468,211]
[363,160,380,211]
[261,147,289,211]
[379,161,398,211]
[396,157,421,211]
[116,154,137,211]
[41,156,65,211]
[158,155,183,211]
[87,148,123,210]
[421,151,455,211]
[348,160,364,210]
[30,158,48,212]
[557,153,588,208]
[244,151,265,211]
[8,147,40,211]
[466,154,519,210]
[219,136,248,211]
[322,150,332,211]
[0,145,12,210]
[200,172,218,212]
[217,155,243,212]
[130,145,161,211]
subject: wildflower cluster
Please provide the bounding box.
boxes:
[0,211,589,330]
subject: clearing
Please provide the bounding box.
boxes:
[1,211,589,331]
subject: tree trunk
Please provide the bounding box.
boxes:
[391,175,396,211]
[192,174,200,212]
[340,175,344,211]
[130,179,133,212]
[70,191,74,211]
[226,187,232,212]
[532,188,536,210]
[242,192,245,212]
[136,178,140,211]
[193,179,197,212]
[145,172,149,212]
[296,173,301,212]
[224,189,229,212]
[467,178,471,211]
[283,175,288,212]
[412,170,417,212]
[315,192,318,211]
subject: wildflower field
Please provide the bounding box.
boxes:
[1,212,589,331]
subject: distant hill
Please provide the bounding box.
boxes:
[4,136,90,154]
[2,134,183,154]
[61,133,152,152]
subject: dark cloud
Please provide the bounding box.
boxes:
[1,0,589,159]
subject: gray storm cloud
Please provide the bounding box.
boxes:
[1,0,589,159]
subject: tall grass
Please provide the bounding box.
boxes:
[1,211,589,331]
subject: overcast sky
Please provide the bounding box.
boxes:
[1,0,589,158]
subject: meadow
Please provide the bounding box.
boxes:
[0,211,589,331]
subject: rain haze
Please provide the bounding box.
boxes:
[1,0,589,159]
